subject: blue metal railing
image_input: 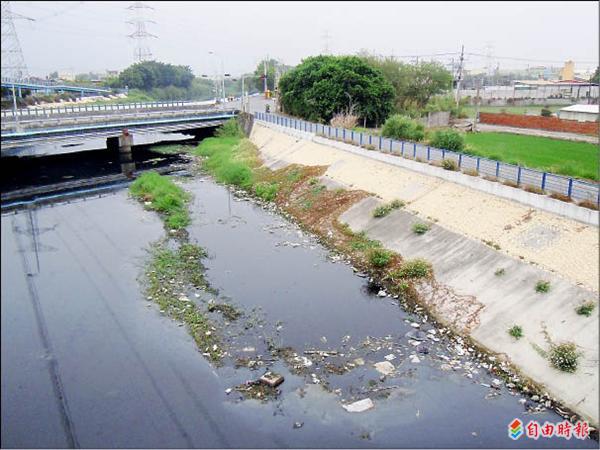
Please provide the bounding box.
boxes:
[254,112,600,204]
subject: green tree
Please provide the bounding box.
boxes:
[590,66,600,83]
[360,53,453,115]
[278,55,394,126]
[251,59,292,92]
[118,61,194,90]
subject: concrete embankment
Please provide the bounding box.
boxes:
[250,121,599,426]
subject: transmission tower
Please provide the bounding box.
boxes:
[1,1,34,81]
[127,2,157,63]
[321,30,331,55]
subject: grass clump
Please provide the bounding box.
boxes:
[575,301,596,317]
[412,222,430,235]
[373,199,405,218]
[392,258,432,279]
[254,182,278,201]
[368,248,393,268]
[130,171,191,230]
[508,325,523,340]
[535,280,551,293]
[494,268,506,276]
[350,232,382,251]
[549,342,580,373]
[441,159,458,171]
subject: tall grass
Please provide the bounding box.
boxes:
[129,171,191,229]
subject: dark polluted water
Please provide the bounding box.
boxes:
[0,174,595,449]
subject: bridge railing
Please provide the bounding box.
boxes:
[0,100,221,119]
[254,112,600,205]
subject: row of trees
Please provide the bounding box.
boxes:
[113,61,195,90]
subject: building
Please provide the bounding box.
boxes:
[559,60,575,81]
[557,104,599,122]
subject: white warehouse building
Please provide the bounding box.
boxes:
[557,104,599,122]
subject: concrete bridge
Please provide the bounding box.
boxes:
[1,104,239,153]
[1,78,112,97]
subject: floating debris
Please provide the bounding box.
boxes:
[342,398,374,413]
[374,361,395,376]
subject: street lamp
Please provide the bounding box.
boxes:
[208,51,226,105]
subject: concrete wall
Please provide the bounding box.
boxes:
[557,110,599,123]
[255,121,598,226]
[420,111,449,128]
[479,112,599,135]
[339,197,599,426]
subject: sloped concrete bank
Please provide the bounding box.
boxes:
[249,121,599,426]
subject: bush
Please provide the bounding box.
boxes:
[535,280,551,293]
[540,108,552,117]
[508,325,523,339]
[575,301,596,317]
[216,119,244,138]
[393,258,432,279]
[381,114,425,142]
[330,111,359,129]
[368,248,393,268]
[442,159,457,171]
[254,182,278,201]
[549,342,580,373]
[412,223,430,235]
[430,129,465,152]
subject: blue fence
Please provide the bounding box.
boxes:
[254,112,599,204]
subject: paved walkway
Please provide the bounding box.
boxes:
[476,123,598,143]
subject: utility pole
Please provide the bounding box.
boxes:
[454,45,465,107]
[474,77,481,132]
[127,2,157,63]
[263,57,268,96]
[321,30,331,55]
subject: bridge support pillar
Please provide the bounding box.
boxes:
[118,129,136,178]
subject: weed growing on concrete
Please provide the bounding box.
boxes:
[494,268,506,276]
[578,200,599,210]
[392,259,432,279]
[441,159,458,171]
[508,325,523,340]
[483,239,501,250]
[502,180,519,188]
[575,301,596,317]
[373,199,405,218]
[412,223,430,235]
[535,280,551,294]
[549,192,572,203]
[523,185,545,195]
[368,248,393,268]
[463,168,479,177]
[549,342,580,373]
[129,171,191,230]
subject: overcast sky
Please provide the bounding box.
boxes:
[10,1,600,77]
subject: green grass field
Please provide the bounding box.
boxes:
[463,132,599,181]
[462,105,561,118]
